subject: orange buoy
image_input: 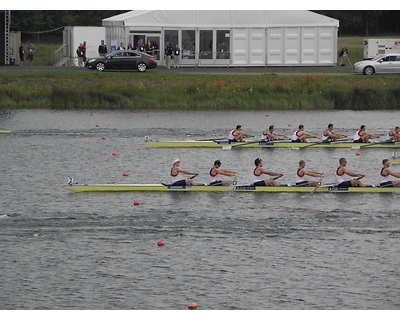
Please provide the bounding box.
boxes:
[101,136,107,140]
[112,152,117,156]
[157,240,164,246]
[355,152,361,156]
[188,302,198,310]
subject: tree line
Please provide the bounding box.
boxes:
[10,10,400,39]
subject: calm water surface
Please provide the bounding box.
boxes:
[0,109,399,310]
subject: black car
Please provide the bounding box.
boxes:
[85,50,157,72]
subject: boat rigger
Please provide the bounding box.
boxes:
[67,183,400,193]
[144,140,400,149]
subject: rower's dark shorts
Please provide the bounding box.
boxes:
[296,181,309,186]
[253,181,267,186]
[337,181,352,188]
[210,180,223,186]
[353,138,363,143]
[228,139,238,143]
[171,180,186,186]
[380,181,393,187]
[292,139,301,143]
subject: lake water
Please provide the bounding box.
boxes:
[0,109,399,310]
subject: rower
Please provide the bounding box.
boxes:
[385,126,400,142]
[353,125,379,143]
[252,158,283,186]
[228,125,254,142]
[379,159,400,187]
[321,123,347,143]
[261,125,288,141]
[291,124,317,142]
[208,160,238,186]
[295,160,324,187]
[335,158,365,187]
[170,159,198,186]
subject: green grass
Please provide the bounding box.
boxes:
[1,71,400,110]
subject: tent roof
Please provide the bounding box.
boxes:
[102,10,339,28]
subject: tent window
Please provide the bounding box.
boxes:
[182,30,195,59]
[164,30,178,47]
[200,30,213,59]
[217,30,230,59]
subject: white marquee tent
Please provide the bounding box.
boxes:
[102,10,339,67]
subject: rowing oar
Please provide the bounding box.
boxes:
[310,177,323,194]
[196,137,226,141]
[229,140,265,149]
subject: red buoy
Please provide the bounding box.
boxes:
[123,172,129,176]
[265,114,270,117]
[288,124,292,127]
[134,200,140,205]
[355,152,361,156]
[188,302,198,310]
[96,124,100,127]
[112,152,117,156]
[90,114,94,116]
[157,240,164,246]
[101,136,107,140]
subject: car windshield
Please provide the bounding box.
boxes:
[371,55,387,61]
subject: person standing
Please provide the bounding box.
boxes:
[338,47,348,66]
[335,158,365,187]
[19,42,25,66]
[82,41,87,65]
[164,42,173,69]
[208,160,238,186]
[76,43,85,67]
[98,40,107,57]
[379,159,400,187]
[145,40,154,55]
[252,158,283,187]
[173,44,180,68]
[117,42,125,50]
[27,41,36,66]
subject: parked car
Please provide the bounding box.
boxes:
[352,54,400,75]
[85,50,157,72]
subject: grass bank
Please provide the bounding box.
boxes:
[1,71,400,110]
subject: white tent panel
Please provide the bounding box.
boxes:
[232,29,249,65]
[249,29,265,65]
[301,28,318,64]
[284,28,301,65]
[267,28,284,65]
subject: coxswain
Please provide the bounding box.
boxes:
[170,159,198,186]
[208,160,238,186]
[321,123,347,143]
[291,124,317,142]
[252,158,283,186]
[335,158,365,187]
[353,125,379,143]
[295,160,325,187]
[385,126,400,142]
[228,125,254,142]
[261,125,288,141]
[379,159,400,187]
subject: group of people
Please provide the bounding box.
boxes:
[227,124,400,143]
[164,42,181,69]
[18,41,36,66]
[169,158,400,188]
[77,41,87,67]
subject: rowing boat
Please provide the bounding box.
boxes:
[144,140,400,149]
[67,183,400,193]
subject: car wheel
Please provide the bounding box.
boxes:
[363,66,375,75]
[96,62,105,72]
[137,63,147,72]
